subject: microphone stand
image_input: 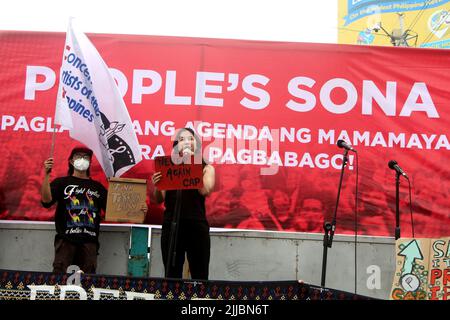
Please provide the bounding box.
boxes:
[165,189,182,278]
[320,221,333,288]
[395,171,401,240]
[321,149,348,287]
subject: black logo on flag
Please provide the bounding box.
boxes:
[99,112,136,176]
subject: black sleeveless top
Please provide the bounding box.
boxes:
[163,189,206,222]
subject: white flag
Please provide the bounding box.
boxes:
[55,19,142,177]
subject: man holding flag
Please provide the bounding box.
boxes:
[41,146,107,274]
[40,19,145,274]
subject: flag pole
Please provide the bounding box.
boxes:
[50,125,57,159]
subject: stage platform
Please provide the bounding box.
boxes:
[0,269,375,300]
[0,221,395,299]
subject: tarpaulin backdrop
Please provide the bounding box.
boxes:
[0,31,449,237]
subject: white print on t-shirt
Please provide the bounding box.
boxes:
[86,189,100,199]
[63,185,101,200]
[65,227,97,237]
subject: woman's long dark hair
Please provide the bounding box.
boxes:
[172,127,207,167]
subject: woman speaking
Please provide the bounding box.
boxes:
[151,128,215,280]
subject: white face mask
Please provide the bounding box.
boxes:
[73,158,90,171]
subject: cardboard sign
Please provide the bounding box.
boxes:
[154,156,203,190]
[390,237,450,300]
[105,177,147,223]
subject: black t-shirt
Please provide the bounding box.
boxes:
[164,189,206,223]
[41,176,107,244]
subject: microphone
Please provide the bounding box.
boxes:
[182,145,192,155]
[388,160,409,179]
[337,140,356,152]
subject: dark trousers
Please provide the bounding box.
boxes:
[52,238,98,274]
[161,220,210,280]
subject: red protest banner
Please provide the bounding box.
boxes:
[0,30,449,237]
[154,156,203,190]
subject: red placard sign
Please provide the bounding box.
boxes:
[154,156,204,190]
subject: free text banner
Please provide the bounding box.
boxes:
[0,269,373,300]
